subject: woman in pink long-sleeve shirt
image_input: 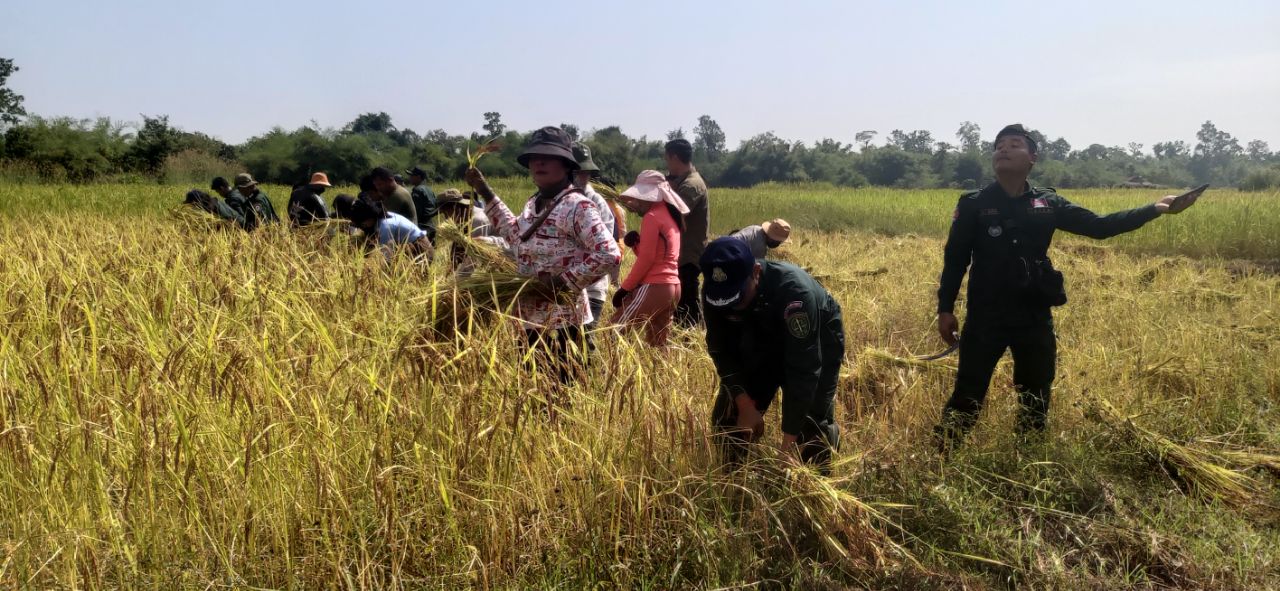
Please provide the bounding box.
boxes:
[610,170,688,346]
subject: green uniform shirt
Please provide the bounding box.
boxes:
[705,260,842,436]
[938,182,1160,324]
[226,188,281,231]
[669,166,709,266]
[411,183,439,236]
[382,185,417,226]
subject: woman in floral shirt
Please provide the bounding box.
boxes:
[465,126,621,384]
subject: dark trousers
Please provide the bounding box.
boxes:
[523,326,590,386]
[711,311,845,468]
[585,297,605,331]
[937,319,1056,447]
[675,263,702,327]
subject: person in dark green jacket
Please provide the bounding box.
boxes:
[701,237,845,469]
[934,124,1202,452]
[183,189,243,227]
[405,166,439,240]
[225,173,281,231]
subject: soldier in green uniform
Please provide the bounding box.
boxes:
[701,237,845,467]
[183,189,244,227]
[225,173,280,231]
[405,166,439,240]
[934,124,1200,451]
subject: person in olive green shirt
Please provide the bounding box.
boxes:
[405,166,439,240]
[665,139,710,327]
[225,173,280,231]
[370,167,417,225]
[183,189,244,227]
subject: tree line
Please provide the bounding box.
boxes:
[1,59,1277,190]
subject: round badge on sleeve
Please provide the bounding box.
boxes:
[988,225,1003,238]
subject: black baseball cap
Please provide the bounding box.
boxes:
[700,237,757,308]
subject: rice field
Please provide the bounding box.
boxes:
[0,182,1278,589]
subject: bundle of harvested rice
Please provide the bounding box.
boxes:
[424,271,576,335]
[435,222,516,273]
[1084,394,1261,506]
[771,459,920,575]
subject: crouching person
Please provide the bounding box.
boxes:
[347,197,434,264]
[701,237,845,469]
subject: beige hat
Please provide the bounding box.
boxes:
[438,188,471,206]
[234,172,258,189]
[762,218,791,243]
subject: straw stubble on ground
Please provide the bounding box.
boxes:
[0,184,1277,588]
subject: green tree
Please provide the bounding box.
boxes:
[887,129,934,154]
[344,112,394,135]
[482,112,506,137]
[693,115,726,162]
[125,115,183,174]
[0,58,25,126]
[955,121,981,152]
[855,130,877,150]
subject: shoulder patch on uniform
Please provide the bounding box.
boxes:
[783,301,811,338]
[961,190,980,199]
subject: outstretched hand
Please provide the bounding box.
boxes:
[1155,191,1201,215]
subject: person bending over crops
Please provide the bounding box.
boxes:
[729,219,791,259]
[182,189,244,227]
[464,126,621,384]
[346,197,433,263]
[610,170,686,347]
[287,172,332,227]
[701,237,845,468]
[224,173,280,231]
[405,166,440,241]
[571,142,618,330]
[934,124,1202,453]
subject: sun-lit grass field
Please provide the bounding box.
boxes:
[1,182,1277,589]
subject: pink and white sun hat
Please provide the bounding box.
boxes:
[620,170,689,215]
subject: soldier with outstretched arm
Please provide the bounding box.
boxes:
[933,124,1201,452]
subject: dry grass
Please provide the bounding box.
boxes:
[0,184,1278,588]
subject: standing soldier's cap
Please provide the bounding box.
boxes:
[405,166,429,178]
[517,126,580,170]
[700,237,757,308]
[762,218,791,243]
[234,173,258,189]
[572,143,600,173]
[995,124,1038,154]
[308,172,332,187]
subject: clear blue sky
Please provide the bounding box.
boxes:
[2,0,1277,151]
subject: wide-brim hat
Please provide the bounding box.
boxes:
[700,237,757,308]
[572,143,600,173]
[517,126,580,170]
[309,172,332,187]
[234,172,258,188]
[761,218,791,243]
[620,170,689,214]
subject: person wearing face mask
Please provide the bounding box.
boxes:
[287,172,333,227]
[933,124,1202,453]
[729,218,791,259]
[610,170,686,347]
[464,126,621,385]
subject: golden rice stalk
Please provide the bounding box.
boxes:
[169,205,235,231]
[590,181,621,202]
[466,138,502,169]
[423,271,576,335]
[773,459,921,575]
[435,222,515,273]
[1210,449,1280,479]
[1084,394,1261,506]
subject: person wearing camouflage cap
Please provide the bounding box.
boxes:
[934,124,1203,454]
[224,172,280,231]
